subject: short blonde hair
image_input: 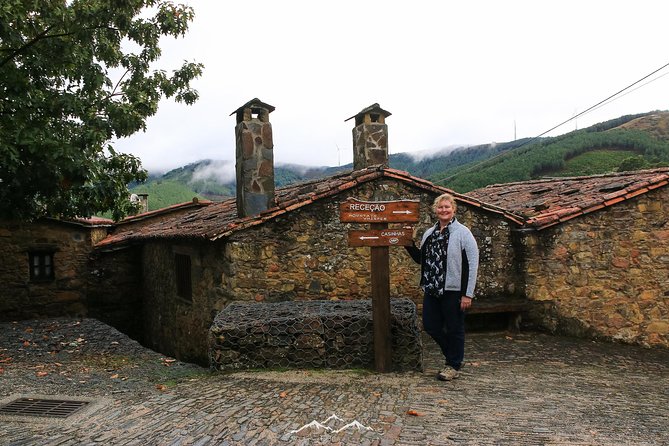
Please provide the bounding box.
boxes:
[432,193,457,213]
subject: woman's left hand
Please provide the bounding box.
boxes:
[461,296,472,311]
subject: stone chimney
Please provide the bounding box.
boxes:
[230,98,276,218]
[129,193,149,214]
[345,103,392,170]
[137,193,149,213]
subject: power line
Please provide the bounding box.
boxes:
[587,70,669,115]
[434,60,669,186]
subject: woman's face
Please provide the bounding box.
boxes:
[435,199,455,225]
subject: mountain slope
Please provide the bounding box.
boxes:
[435,111,669,192]
[130,110,669,208]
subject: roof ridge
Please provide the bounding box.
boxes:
[479,167,669,189]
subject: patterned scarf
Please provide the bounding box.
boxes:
[422,221,451,297]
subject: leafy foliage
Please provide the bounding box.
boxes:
[0,0,203,221]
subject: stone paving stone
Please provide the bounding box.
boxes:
[1,319,668,445]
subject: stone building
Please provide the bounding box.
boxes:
[0,217,112,320]
[468,170,669,347]
[1,99,668,365]
[93,100,521,363]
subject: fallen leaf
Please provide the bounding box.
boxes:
[110,374,119,379]
[406,409,424,416]
[279,391,288,398]
[470,362,481,367]
[25,327,34,333]
[505,336,514,340]
[22,341,30,347]
[155,384,167,392]
[36,371,48,377]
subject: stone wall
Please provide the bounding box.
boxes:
[522,187,669,347]
[139,178,518,363]
[219,181,518,306]
[87,246,144,341]
[0,220,103,320]
[140,241,211,364]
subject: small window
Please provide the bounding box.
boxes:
[29,252,55,282]
[175,253,192,300]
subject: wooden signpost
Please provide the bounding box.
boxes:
[339,198,419,372]
[347,228,414,247]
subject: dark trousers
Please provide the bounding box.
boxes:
[422,290,465,370]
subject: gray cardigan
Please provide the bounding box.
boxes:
[409,219,480,298]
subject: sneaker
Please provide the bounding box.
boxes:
[437,366,460,381]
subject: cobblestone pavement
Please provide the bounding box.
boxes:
[1,318,668,445]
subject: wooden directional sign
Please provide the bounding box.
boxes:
[348,227,414,247]
[339,197,421,372]
[339,198,420,223]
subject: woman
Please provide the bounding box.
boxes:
[406,193,479,381]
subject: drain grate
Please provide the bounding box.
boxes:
[0,398,90,419]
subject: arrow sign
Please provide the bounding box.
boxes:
[340,198,420,223]
[348,228,415,247]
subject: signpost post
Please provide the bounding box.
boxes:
[339,198,419,372]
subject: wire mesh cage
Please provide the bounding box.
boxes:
[209,298,423,372]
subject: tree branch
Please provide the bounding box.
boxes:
[0,25,55,67]
[0,25,119,68]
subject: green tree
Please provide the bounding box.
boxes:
[0,0,203,221]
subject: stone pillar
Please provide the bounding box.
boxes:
[345,103,391,170]
[230,98,276,218]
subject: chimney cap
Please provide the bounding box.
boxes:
[345,103,392,122]
[229,98,275,116]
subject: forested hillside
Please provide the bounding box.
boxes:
[130,162,340,211]
[130,111,669,209]
[435,111,669,192]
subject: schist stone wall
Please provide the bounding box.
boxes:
[521,186,669,347]
[0,220,106,320]
[209,299,423,372]
[139,178,519,363]
[87,246,144,342]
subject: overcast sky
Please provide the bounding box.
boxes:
[113,0,669,175]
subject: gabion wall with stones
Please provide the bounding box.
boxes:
[209,298,423,372]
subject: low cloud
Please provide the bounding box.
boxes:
[190,160,235,184]
[404,144,470,162]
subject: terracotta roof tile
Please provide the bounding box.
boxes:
[469,167,669,229]
[97,166,522,249]
[96,165,666,247]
